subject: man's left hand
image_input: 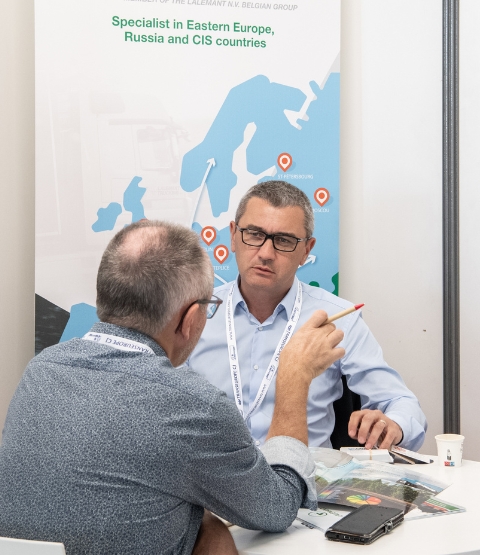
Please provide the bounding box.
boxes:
[348,410,403,450]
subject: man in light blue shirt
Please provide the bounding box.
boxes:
[189,181,427,451]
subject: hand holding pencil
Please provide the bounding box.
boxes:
[279,310,346,383]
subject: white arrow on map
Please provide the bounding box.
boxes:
[214,273,227,284]
[190,158,216,227]
[202,158,216,186]
[303,254,316,266]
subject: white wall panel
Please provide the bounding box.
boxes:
[459,0,480,461]
[340,0,443,455]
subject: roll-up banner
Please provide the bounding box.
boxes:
[34,0,340,352]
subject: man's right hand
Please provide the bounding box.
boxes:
[279,310,345,384]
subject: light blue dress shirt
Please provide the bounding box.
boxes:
[188,278,427,451]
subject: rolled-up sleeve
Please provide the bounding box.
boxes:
[261,436,317,509]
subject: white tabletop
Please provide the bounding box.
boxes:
[231,459,480,555]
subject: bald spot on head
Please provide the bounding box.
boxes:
[119,226,167,262]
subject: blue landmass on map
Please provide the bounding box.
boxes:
[91,176,146,233]
[181,75,306,217]
[248,77,339,188]
[60,303,99,343]
[91,203,122,232]
[186,73,340,292]
[123,176,146,222]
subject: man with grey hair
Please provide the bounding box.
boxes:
[189,180,427,452]
[0,220,345,554]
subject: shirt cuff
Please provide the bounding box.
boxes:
[386,412,424,451]
[261,436,317,510]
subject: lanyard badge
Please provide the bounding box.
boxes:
[226,280,302,420]
[83,332,155,354]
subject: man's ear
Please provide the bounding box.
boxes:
[299,236,316,266]
[230,221,237,253]
[176,303,201,341]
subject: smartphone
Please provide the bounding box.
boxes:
[325,505,404,545]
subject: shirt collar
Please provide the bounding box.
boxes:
[232,276,299,321]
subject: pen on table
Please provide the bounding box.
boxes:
[325,303,364,324]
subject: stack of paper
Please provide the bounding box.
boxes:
[340,447,393,463]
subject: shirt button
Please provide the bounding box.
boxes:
[253,365,259,370]
[255,440,260,446]
[258,326,263,331]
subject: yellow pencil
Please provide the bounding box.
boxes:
[326,304,364,324]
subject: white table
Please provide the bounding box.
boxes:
[231,459,480,555]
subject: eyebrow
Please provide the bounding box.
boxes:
[243,225,298,238]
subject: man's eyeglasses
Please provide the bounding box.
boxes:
[176,295,223,332]
[236,225,310,253]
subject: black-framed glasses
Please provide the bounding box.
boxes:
[236,225,310,252]
[175,295,223,332]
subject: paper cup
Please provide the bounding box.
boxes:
[435,434,464,467]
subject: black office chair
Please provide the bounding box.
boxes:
[330,375,362,450]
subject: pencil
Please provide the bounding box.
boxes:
[326,303,364,324]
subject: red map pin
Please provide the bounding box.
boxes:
[213,245,229,264]
[277,152,293,172]
[314,188,330,207]
[201,226,216,245]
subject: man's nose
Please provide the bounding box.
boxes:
[256,236,276,258]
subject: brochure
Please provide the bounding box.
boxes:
[403,497,465,520]
[314,459,464,519]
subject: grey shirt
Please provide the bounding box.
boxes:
[0,323,316,554]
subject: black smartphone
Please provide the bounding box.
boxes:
[325,505,404,545]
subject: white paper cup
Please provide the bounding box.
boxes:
[435,434,464,467]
